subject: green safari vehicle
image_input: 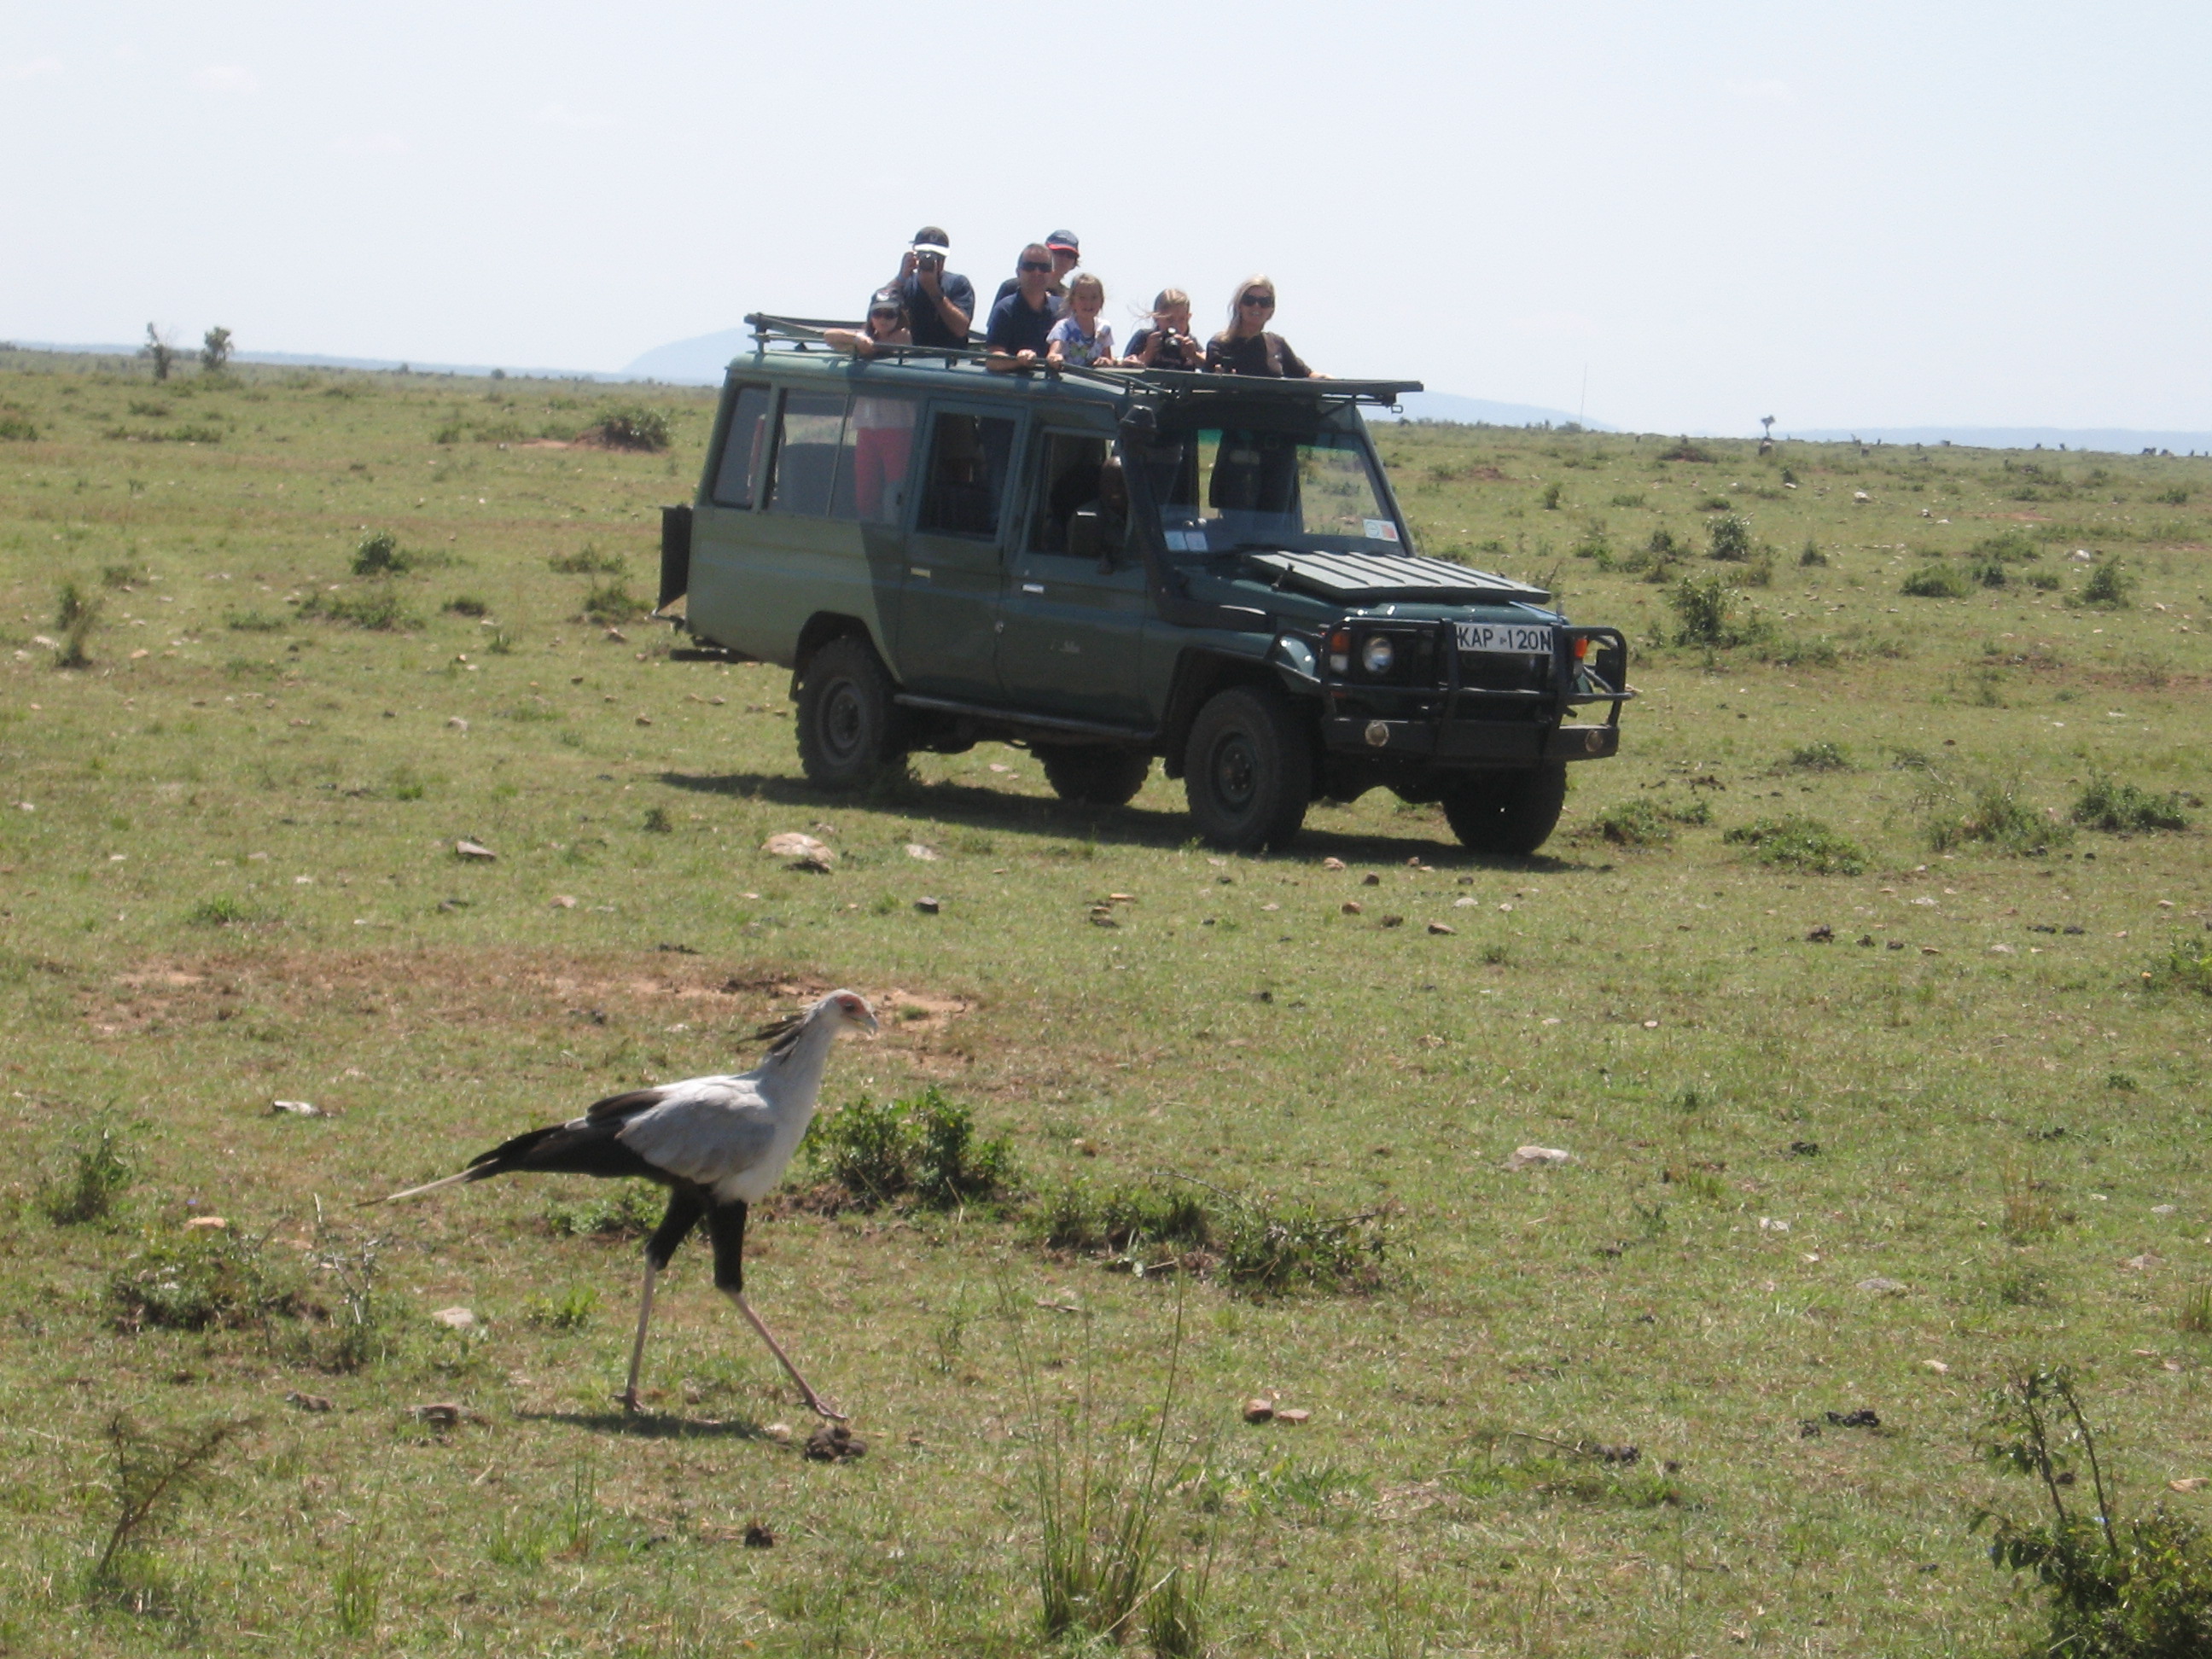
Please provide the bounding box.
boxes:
[656,314,1632,854]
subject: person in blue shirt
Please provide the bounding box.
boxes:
[888,227,975,351]
[985,245,1058,368]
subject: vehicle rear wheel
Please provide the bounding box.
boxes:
[1035,744,1151,807]
[1439,765,1568,856]
[795,635,904,792]
[1183,686,1313,852]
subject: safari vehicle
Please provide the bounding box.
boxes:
[656,314,1631,854]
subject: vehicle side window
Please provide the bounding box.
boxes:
[765,390,851,518]
[839,391,923,526]
[710,385,771,508]
[1026,431,1110,555]
[916,411,1017,538]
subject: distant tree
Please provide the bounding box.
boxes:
[1761,415,1775,440]
[201,327,233,373]
[142,323,174,382]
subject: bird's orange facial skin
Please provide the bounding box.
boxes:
[835,992,880,1034]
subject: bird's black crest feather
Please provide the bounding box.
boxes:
[752,1009,807,1057]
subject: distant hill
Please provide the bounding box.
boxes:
[621,329,755,384]
[1365,391,1611,430]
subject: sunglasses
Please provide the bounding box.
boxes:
[914,251,945,263]
[1018,260,1052,273]
[869,310,899,322]
[1240,294,1275,308]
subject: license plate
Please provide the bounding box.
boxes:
[1456,622,1553,655]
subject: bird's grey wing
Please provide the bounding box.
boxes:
[613,1078,777,1185]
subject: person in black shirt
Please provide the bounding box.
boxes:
[1123,288,1203,370]
[1204,275,1315,378]
[888,226,975,351]
[991,228,1080,311]
[985,244,1058,368]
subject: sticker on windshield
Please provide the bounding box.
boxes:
[1164,527,1209,552]
[1362,518,1400,543]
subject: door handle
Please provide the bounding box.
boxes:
[1021,583,1045,594]
[909,567,931,579]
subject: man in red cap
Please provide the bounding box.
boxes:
[992,229,1080,312]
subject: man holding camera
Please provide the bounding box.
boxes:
[889,226,975,351]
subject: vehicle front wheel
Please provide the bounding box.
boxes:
[1439,765,1568,856]
[1183,686,1313,853]
[795,635,904,792]
[1034,744,1151,808]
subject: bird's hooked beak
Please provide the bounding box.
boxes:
[841,992,880,1038]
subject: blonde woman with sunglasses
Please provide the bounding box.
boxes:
[1205,276,1315,378]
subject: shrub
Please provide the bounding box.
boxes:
[1668,573,1761,647]
[38,1128,133,1225]
[441,595,490,617]
[200,327,233,373]
[544,1182,664,1238]
[1660,437,1714,463]
[1927,778,2069,856]
[2154,486,2191,506]
[2073,776,2191,834]
[224,609,286,632]
[185,895,255,927]
[1539,481,1564,509]
[1723,815,1868,876]
[109,1225,302,1331]
[1707,513,1753,561]
[2024,568,2063,590]
[579,579,643,623]
[1798,538,1827,567]
[302,590,419,631]
[548,546,626,575]
[1901,562,1971,598]
[581,405,672,451]
[1973,527,2044,564]
[1039,1177,1385,1295]
[1592,800,1679,847]
[1787,741,1853,771]
[2143,936,2212,998]
[53,579,102,668]
[350,531,411,576]
[1974,1367,2212,1659]
[0,415,38,441]
[805,1086,1016,1208]
[2078,558,2133,608]
[1217,1200,1388,1295]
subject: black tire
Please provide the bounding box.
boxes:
[1034,744,1151,808]
[795,635,903,792]
[1183,686,1313,853]
[1440,766,1569,856]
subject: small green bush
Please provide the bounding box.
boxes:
[2143,936,2212,998]
[350,530,411,576]
[1724,815,1868,876]
[1787,742,1853,771]
[1798,538,1827,567]
[548,546,626,575]
[1707,513,1753,562]
[1928,779,2069,856]
[579,580,643,623]
[544,1182,664,1239]
[524,1285,599,1330]
[1591,797,1704,847]
[1668,574,1761,647]
[2074,776,2191,834]
[1901,562,1971,598]
[302,590,420,631]
[224,609,287,632]
[185,895,255,927]
[0,416,38,441]
[1659,437,1714,463]
[582,405,672,451]
[805,1086,1016,1208]
[2077,558,2134,608]
[53,579,102,668]
[442,595,490,618]
[1974,1367,2212,1659]
[38,1128,133,1225]
[2024,569,2063,591]
[109,1225,302,1331]
[1540,482,1564,510]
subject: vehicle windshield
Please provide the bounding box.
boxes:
[1133,425,1403,556]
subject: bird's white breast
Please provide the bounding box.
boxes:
[612,1074,813,1202]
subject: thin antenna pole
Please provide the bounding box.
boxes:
[1578,364,1588,427]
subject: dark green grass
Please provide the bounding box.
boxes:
[0,354,2208,1656]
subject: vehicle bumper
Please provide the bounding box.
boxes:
[1321,715,1620,764]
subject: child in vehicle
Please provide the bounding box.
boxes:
[823,288,910,358]
[1123,288,1202,370]
[1045,274,1116,369]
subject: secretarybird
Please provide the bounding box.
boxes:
[380,989,877,1419]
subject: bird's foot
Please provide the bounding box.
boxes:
[801,1390,848,1423]
[616,1388,644,1415]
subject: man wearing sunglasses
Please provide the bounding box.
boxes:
[984,243,1060,369]
[990,228,1080,311]
[889,226,975,352]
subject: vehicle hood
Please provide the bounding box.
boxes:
[1240,549,1551,606]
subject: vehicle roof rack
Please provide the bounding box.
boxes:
[740,313,1422,410]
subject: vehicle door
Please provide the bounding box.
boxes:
[994,428,1151,725]
[894,404,1021,703]
[687,382,899,666]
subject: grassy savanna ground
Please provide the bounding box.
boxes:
[1,347,2209,1656]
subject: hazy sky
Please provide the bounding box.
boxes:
[5,1,2208,434]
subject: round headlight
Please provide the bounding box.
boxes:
[1360,634,1396,675]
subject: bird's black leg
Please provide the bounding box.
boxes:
[621,1185,705,1413]
[706,1199,846,1423]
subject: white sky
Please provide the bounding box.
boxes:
[5,1,2208,434]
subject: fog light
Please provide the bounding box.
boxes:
[1360,635,1396,675]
